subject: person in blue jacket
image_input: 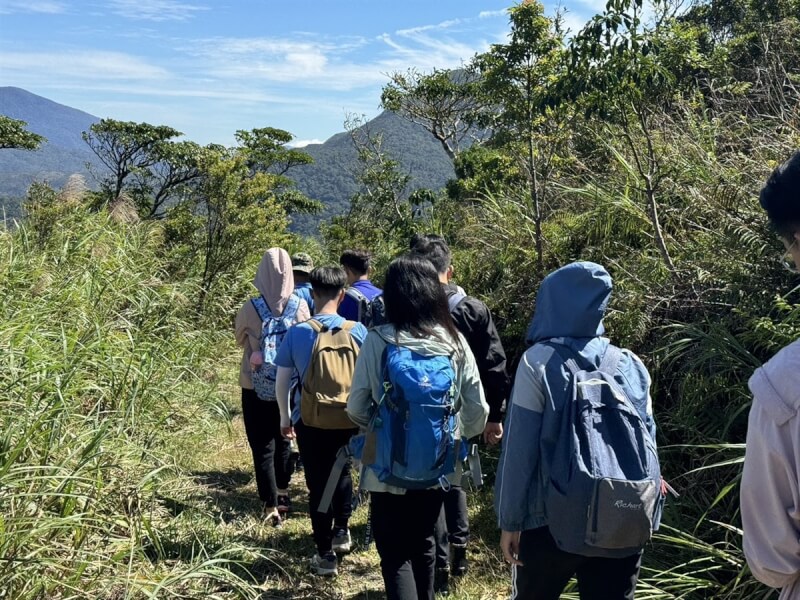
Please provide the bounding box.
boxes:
[495,261,656,600]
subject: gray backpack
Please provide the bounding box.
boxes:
[545,344,663,558]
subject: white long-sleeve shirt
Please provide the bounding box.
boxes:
[741,338,800,599]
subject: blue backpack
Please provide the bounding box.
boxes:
[365,344,458,489]
[545,344,663,558]
[250,294,301,401]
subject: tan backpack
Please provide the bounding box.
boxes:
[300,319,360,429]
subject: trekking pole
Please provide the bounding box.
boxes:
[364,500,373,548]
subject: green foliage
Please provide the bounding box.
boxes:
[0,194,268,597]
[0,115,45,150]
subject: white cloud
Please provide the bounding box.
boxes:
[479,9,506,19]
[289,139,324,148]
[0,0,66,14]
[0,51,169,80]
[107,0,207,22]
[396,18,463,37]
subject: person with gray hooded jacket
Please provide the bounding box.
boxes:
[741,150,800,600]
[495,261,656,600]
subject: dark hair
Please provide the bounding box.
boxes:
[340,249,371,275]
[309,266,347,301]
[760,150,800,240]
[409,233,451,274]
[383,254,460,343]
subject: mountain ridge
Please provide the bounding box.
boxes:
[0,88,454,230]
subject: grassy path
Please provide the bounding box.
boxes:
[179,382,511,599]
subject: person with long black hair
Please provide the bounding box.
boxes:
[347,254,488,600]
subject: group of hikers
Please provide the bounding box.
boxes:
[233,151,800,600]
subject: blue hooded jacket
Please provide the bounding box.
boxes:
[495,262,655,532]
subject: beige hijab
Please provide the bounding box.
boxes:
[253,248,295,315]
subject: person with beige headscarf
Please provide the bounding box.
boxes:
[235,248,311,525]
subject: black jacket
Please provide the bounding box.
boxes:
[445,283,510,423]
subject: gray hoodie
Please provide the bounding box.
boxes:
[742,338,800,599]
[346,324,489,494]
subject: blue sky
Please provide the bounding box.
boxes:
[0,0,604,147]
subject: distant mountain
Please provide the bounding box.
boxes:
[289,111,455,235]
[0,88,455,230]
[0,87,100,216]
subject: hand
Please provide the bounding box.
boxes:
[500,530,523,566]
[483,421,503,445]
[281,425,295,440]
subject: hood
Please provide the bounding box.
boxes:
[749,339,800,422]
[375,324,463,358]
[254,248,295,315]
[526,261,612,345]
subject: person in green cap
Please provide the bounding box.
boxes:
[292,253,315,314]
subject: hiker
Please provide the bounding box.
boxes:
[347,253,489,600]
[291,252,315,314]
[338,249,383,326]
[274,266,368,576]
[741,150,800,600]
[495,261,662,600]
[409,233,510,594]
[234,248,311,526]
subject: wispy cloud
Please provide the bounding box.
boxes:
[289,139,324,148]
[0,0,66,14]
[107,0,207,22]
[479,10,506,19]
[396,18,464,37]
[0,51,169,80]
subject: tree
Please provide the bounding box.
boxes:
[83,119,182,202]
[234,127,320,215]
[381,67,489,161]
[321,115,418,255]
[565,0,704,272]
[472,0,569,277]
[0,115,45,150]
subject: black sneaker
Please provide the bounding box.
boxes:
[434,568,450,596]
[277,494,291,515]
[450,544,468,576]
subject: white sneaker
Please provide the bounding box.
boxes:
[310,552,338,576]
[332,528,352,553]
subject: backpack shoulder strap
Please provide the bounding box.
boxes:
[306,319,325,333]
[345,287,367,302]
[339,320,358,332]
[283,293,301,319]
[251,296,271,322]
[598,345,622,376]
[447,291,467,314]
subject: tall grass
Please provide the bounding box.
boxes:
[0,200,266,598]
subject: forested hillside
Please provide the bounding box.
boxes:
[1,0,799,598]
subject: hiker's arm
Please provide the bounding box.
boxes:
[495,348,547,532]
[453,299,510,424]
[275,366,294,436]
[234,302,261,352]
[456,338,489,440]
[346,332,380,428]
[741,397,800,590]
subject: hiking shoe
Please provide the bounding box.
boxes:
[277,495,291,515]
[310,551,338,576]
[434,567,450,596]
[332,527,352,553]
[451,544,468,576]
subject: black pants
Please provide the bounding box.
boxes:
[371,489,445,600]
[512,527,642,600]
[241,388,293,507]
[434,485,469,569]
[295,420,356,555]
